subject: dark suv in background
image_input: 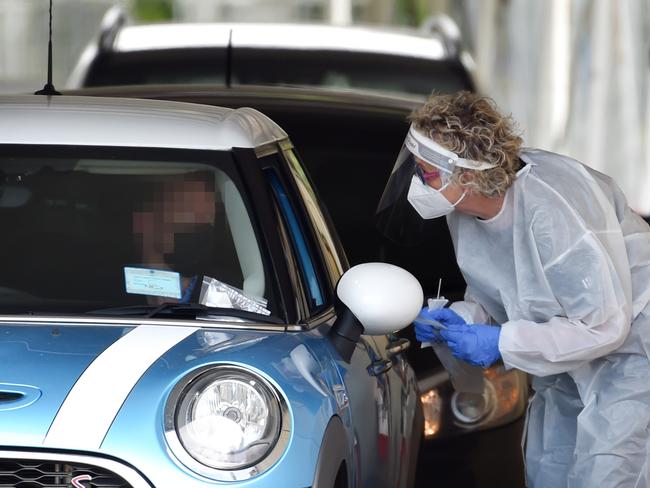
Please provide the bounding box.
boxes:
[67,6,475,99]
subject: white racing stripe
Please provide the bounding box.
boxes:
[43,324,198,449]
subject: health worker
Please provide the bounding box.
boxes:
[375,91,650,487]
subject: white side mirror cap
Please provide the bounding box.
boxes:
[337,263,423,335]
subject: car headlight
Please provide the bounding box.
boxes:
[419,365,527,439]
[450,383,495,424]
[165,365,291,481]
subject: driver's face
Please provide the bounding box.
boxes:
[163,179,215,226]
[133,177,216,257]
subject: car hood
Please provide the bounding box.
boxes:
[0,320,211,448]
[0,319,347,487]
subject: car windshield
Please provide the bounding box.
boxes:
[0,146,277,319]
[84,49,474,96]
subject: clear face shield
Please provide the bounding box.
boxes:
[375,125,496,245]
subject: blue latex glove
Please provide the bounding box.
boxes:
[413,307,466,343]
[440,323,501,368]
[414,322,442,343]
[413,307,442,343]
[427,307,467,327]
[413,307,444,343]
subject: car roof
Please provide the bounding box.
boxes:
[0,95,287,150]
[111,23,447,61]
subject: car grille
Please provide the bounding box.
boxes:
[0,459,132,487]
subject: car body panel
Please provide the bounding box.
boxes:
[0,316,415,487]
[113,23,447,60]
[0,96,286,150]
[0,324,129,445]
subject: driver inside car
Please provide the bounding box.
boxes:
[131,172,216,303]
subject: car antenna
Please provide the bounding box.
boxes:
[225,28,233,88]
[34,0,61,96]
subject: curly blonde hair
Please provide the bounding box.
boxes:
[409,91,523,197]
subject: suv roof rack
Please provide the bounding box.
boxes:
[98,5,127,52]
[419,14,462,58]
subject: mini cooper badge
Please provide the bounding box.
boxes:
[71,474,92,488]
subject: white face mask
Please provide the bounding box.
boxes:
[407,175,466,219]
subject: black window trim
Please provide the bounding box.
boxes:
[263,165,330,318]
[280,147,350,286]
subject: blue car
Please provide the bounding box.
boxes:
[0,96,424,487]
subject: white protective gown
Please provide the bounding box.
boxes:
[446,149,650,488]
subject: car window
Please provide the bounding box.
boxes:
[0,147,275,316]
[265,168,325,310]
[233,49,475,96]
[281,149,346,288]
[84,49,229,87]
[82,48,474,96]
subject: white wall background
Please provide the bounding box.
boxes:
[459,0,650,213]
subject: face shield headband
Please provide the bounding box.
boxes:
[405,125,497,180]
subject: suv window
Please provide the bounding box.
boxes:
[233,49,474,96]
[0,147,275,315]
[83,48,474,96]
[85,49,229,87]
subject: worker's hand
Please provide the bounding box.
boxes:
[440,323,501,368]
[414,323,443,343]
[413,306,446,343]
[427,307,466,327]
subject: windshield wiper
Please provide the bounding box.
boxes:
[85,303,283,324]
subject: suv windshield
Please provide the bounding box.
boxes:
[0,146,276,319]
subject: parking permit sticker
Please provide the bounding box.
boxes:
[124,267,182,299]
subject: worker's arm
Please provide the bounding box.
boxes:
[500,211,632,377]
[448,287,493,324]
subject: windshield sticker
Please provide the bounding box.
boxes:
[199,275,271,315]
[124,267,182,299]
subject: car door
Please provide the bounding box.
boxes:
[272,146,416,487]
[370,333,420,488]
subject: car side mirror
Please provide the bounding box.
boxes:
[329,263,423,362]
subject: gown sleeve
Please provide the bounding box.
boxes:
[499,206,632,377]
[449,288,494,324]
